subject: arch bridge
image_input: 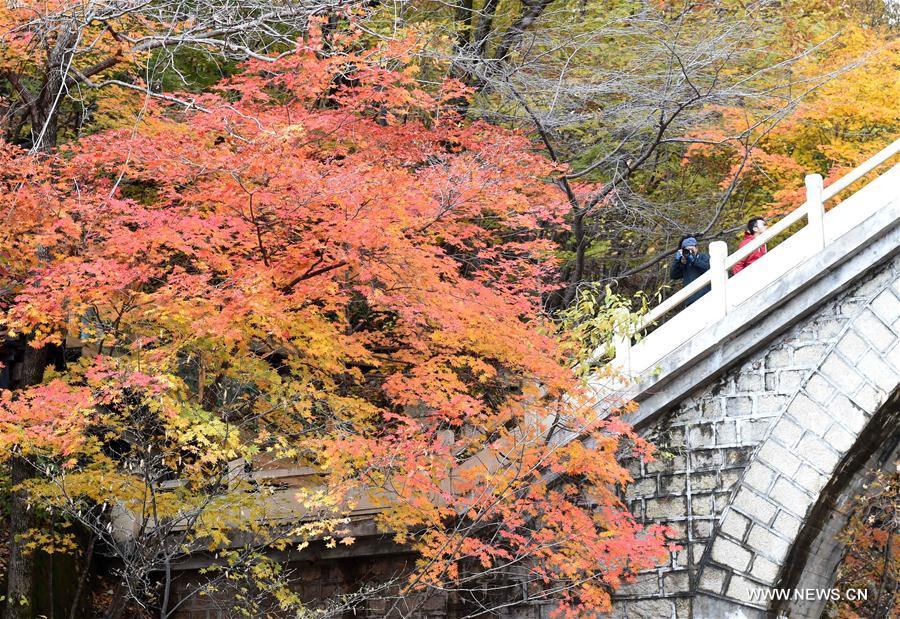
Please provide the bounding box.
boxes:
[599,139,900,618]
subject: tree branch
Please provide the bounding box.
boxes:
[281,260,349,293]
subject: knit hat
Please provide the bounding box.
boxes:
[681,237,698,249]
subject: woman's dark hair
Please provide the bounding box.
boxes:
[747,217,766,234]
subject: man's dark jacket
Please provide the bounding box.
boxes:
[670,251,711,306]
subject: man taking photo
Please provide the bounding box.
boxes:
[670,235,711,306]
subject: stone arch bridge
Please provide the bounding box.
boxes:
[598,139,900,618]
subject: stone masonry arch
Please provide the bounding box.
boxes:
[694,265,900,617]
[773,389,899,619]
[612,252,900,618]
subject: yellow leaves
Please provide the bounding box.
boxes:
[279,123,307,142]
[21,526,79,555]
[87,84,148,132]
[452,355,497,383]
[746,22,899,193]
[285,517,352,548]
[205,528,232,552]
[522,381,544,401]
[167,402,242,465]
[30,463,142,511]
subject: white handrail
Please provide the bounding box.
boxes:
[630,138,900,336]
[822,138,900,201]
[640,265,712,327]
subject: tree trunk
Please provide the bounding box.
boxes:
[494,0,555,61]
[31,63,66,152]
[103,583,129,619]
[30,23,78,152]
[4,344,54,619]
[67,533,95,619]
[4,457,34,619]
[560,211,586,307]
[31,104,59,152]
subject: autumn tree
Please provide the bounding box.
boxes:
[352,1,824,305]
[826,468,898,619]
[354,1,898,308]
[0,30,671,617]
[0,138,72,619]
[680,4,899,221]
[0,2,364,613]
[0,0,373,151]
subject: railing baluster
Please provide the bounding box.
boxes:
[806,173,825,251]
[709,241,728,320]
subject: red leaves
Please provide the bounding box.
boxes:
[0,381,92,457]
[0,31,668,615]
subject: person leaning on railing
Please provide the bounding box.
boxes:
[670,235,711,306]
[731,217,767,275]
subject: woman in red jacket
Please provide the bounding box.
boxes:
[732,217,767,275]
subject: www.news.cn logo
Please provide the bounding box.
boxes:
[748,588,869,602]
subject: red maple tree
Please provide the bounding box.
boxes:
[0,31,671,617]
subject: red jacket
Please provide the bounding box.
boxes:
[732,232,766,275]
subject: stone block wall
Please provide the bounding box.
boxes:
[613,253,900,618]
[171,553,549,619]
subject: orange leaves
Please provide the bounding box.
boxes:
[0,380,93,458]
[828,468,898,618]
[679,11,899,226]
[0,29,669,615]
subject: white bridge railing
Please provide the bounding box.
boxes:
[612,137,900,376]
